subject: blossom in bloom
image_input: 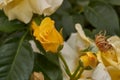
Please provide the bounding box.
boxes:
[0,0,63,23]
[31,17,63,53]
[96,35,120,80]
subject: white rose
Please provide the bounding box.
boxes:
[0,0,63,23]
[60,23,111,80]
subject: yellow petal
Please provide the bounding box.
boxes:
[80,55,89,67]
[39,17,54,31]
[87,52,98,68]
[31,21,39,31]
[107,36,120,64]
[31,17,63,53]
[107,66,120,80]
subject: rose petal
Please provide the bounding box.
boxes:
[75,23,91,45]
[60,42,79,80]
[92,63,111,80]
[29,0,63,16]
[29,40,40,53]
[29,0,51,15]
[43,0,63,15]
[0,0,12,9]
[107,36,120,64]
[3,0,33,23]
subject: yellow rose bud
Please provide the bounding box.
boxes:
[31,17,64,53]
[80,52,98,68]
[87,52,98,68]
[80,55,89,67]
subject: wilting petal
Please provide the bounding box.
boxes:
[29,0,63,16]
[3,0,33,23]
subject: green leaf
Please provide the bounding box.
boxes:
[0,32,34,80]
[72,13,86,27]
[62,15,76,38]
[0,11,26,33]
[34,53,63,80]
[84,1,120,35]
[104,0,120,5]
[33,40,63,80]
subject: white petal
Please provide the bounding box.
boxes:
[3,0,33,23]
[67,33,78,50]
[29,0,63,16]
[75,23,91,45]
[29,0,51,15]
[43,0,63,15]
[92,63,111,80]
[29,40,40,53]
[67,32,93,51]
[60,42,79,80]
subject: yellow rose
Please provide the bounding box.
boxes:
[0,0,63,23]
[80,52,98,68]
[31,17,63,53]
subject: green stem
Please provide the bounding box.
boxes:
[58,53,72,77]
[74,67,84,80]
[71,63,81,79]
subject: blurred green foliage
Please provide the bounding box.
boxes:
[52,0,120,39]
